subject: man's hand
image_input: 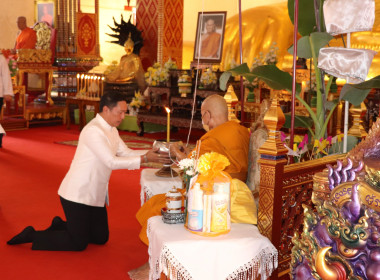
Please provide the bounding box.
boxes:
[144,149,172,164]
[4,95,12,102]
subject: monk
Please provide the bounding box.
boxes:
[200,19,221,58]
[136,94,256,246]
[14,16,37,50]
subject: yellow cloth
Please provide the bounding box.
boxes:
[16,28,37,49]
[137,179,257,245]
[136,121,254,245]
[201,32,221,58]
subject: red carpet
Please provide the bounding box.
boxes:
[0,125,202,280]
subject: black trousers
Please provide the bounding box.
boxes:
[32,197,109,251]
[0,97,3,114]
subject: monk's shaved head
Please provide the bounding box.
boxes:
[201,94,229,130]
[17,16,27,30]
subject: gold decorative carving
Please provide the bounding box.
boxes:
[258,96,288,157]
[260,165,276,187]
[17,49,52,64]
[330,181,380,213]
[348,102,367,139]
[34,22,52,50]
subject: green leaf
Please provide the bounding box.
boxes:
[283,113,314,129]
[251,65,302,93]
[219,71,232,91]
[310,32,334,55]
[351,75,380,89]
[288,0,316,36]
[329,135,358,155]
[288,32,333,59]
[340,85,371,106]
[219,63,252,91]
[219,64,302,93]
[325,99,339,111]
[288,36,312,58]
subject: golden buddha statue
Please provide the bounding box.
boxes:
[105,34,146,91]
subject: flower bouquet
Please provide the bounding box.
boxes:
[1,49,18,78]
[128,91,145,115]
[199,68,217,90]
[178,150,232,236]
[144,62,169,87]
[280,132,358,163]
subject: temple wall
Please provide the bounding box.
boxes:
[0,1,34,50]
[0,0,285,68]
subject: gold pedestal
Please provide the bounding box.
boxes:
[153,139,182,178]
[155,165,179,177]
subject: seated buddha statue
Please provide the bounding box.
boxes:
[105,34,146,91]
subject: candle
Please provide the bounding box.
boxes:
[101,77,105,96]
[80,74,84,92]
[76,73,80,94]
[165,107,170,143]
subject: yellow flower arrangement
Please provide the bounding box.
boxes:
[196,152,230,179]
[129,91,145,109]
[145,63,169,86]
[200,68,217,88]
[164,57,177,70]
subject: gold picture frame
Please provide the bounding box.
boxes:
[35,0,55,27]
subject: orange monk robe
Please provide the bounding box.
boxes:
[15,28,37,49]
[200,32,221,58]
[136,121,255,245]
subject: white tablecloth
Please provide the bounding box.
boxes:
[147,216,278,280]
[140,168,182,206]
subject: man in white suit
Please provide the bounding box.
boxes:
[0,53,14,148]
[7,92,170,251]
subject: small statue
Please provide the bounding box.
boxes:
[105,34,146,91]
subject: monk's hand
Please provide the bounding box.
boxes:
[4,95,12,102]
[169,143,187,161]
[145,149,172,164]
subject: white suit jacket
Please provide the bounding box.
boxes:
[0,54,13,98]
[58,114,146,207]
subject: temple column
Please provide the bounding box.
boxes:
[258,96,288,241]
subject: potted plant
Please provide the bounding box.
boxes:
[220,0,380,158]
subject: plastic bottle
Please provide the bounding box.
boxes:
[210,184,229,232]
[188,183,204,231]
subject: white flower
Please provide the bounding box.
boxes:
[178,158,195,170]
[186,170,195,176]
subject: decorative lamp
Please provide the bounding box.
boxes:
[323,0,375,35]
[318,47,377,84]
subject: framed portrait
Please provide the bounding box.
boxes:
[193,11,227,63]
[35,0,55,27]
